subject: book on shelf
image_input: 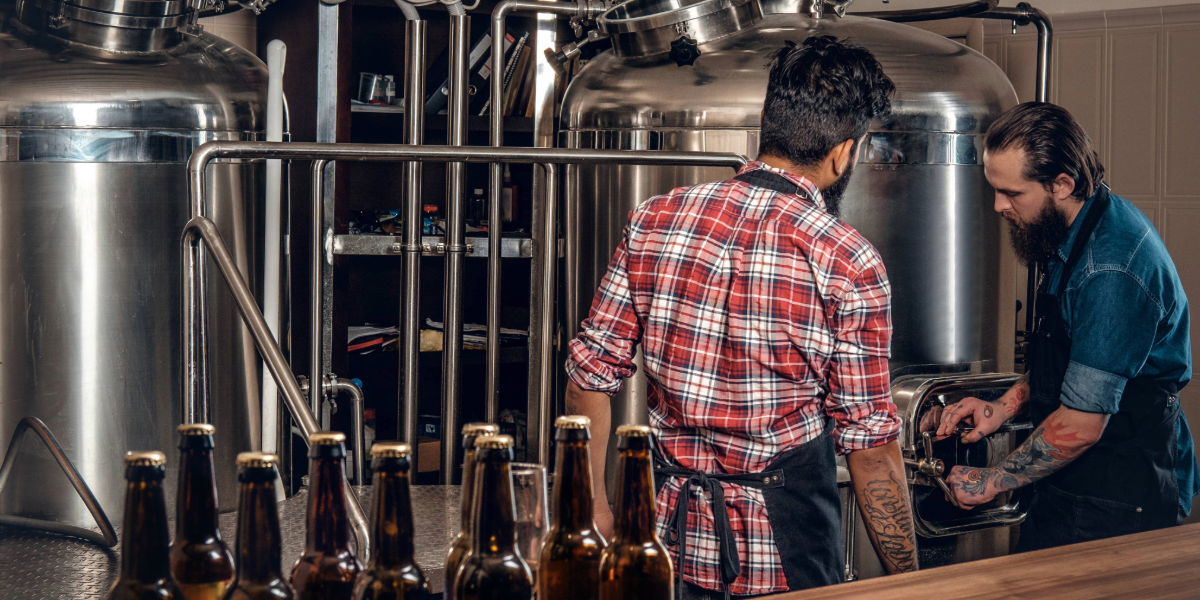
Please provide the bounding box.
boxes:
[511,47,537,117]
[503,45,533,117]
[425,26,522,115]
[478,31,530,117]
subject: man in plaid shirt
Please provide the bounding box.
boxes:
[565,37,919,598]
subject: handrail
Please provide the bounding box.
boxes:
[182,140,746,536]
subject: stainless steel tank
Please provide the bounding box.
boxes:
[0,0,266,527]
[560,0,1019,577]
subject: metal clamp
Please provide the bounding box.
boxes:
[0,417,118,547]
[904,431,963,509]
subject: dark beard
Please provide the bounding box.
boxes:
[821,162,854,218]
[1006,199,1071,266]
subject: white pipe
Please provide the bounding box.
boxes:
[393,0,420,19]
[443,0,466,16]
[262,39,287,462]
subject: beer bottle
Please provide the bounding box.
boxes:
[290,431,363,600]
[106,451,184,600]
[171,424,235,600]
[598,425,673,600]
[452,435,533,600]
[352,442,431,600]
[222,452,294,600]
[444,422,500,600]
[538,416,606,600]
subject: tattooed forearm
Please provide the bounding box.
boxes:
[860,473,918,574]
[1003,373,1030,419]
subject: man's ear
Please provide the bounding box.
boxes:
[830,138,857,178]
[1050,173,1077,203]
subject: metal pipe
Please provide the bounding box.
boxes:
[535,163,558,466]
[442,13,470,485]
[855,0,998,22]
[487,0,584,423]
[401,19,427,473]
[977,2,1052,341]
[311,160,329,421]
[181,216,370,561]
[334,378,366,485]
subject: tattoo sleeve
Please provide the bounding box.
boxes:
[1003,373,1031,420]
[987,407,1101,493]
[859,472,919,574]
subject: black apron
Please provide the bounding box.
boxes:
[653,169,844,599]
[1019,184,1182,552]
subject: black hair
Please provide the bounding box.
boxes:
[984,102,1105,201]
[759,36,895,167]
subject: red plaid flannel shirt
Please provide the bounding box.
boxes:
[565,162,901,595]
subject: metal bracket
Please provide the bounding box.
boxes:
[48,0,68,29]
[0,417,118,547]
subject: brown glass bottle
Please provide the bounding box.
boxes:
[352,442,431,600]
[106,451,185,600]
[453,435,533,600]
[171,424,235,600]
[222,452,294,600]
[444,422,500,600]
[599,425,673,600]
[538,416,606,600]
[290,431,363,600]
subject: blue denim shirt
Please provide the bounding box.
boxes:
[1046,187,1197,516]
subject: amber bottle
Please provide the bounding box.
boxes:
[538,416,606,600]
[222,452,294,600]
[599,425,673,600]
[452,435,533,600]
[106,451,185,600]
[289,431,363,600]
[352,442,431,600]
[171,424,235,600]
[444,422,500,600]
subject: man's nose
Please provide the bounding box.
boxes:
[993,193,1010,214]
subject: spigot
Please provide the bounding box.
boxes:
[905,431,963,509]
[544,29,609,76]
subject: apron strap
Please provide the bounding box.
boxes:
[1048,183,1112,295]
[732,169,804,196]
[656,464,786,600]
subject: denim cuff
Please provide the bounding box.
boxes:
[1060,360,1128,415]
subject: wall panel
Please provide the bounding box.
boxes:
[1107,28,1162,197]
[1164,26,1200,198]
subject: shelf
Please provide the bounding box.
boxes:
[419,346,529,366]
[333,234,534,258]
[351,103,405,114]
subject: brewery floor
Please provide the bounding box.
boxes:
[0,485,461,599]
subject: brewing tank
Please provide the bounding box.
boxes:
[562,0,1016,427]
[0,0,267,526]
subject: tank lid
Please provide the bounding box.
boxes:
[599,0,762,59]
[13,0,193,53]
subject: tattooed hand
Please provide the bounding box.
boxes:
[946,466,1002,509]
[936,397,1007,443]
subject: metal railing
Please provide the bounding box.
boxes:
[182,140,745,559]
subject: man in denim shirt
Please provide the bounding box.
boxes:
[937,102,1197,550]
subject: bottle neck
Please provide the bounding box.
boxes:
[613,444,657,543]
[371,458,417,570]
[306,455,351,553]
[121,468,172,582]
[552,440,595,531]
[235,471,285,583]
[458,447,478,537]
[177,445,221,543]
[471,450,517,556]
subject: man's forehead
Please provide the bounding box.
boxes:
[984,148,1031,185]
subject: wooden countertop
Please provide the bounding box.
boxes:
[779,523,1200,600]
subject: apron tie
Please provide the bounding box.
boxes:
[657,465,785,600]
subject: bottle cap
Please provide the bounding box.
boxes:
[237,452,279,468]
[614,424,652,438]
[474,434,514,450]
[309,431,346,446]
[555,415,591,430]
[177,423,215,436]
[370,442,411,458]
[125,451,167,467]
[461,422,500,437]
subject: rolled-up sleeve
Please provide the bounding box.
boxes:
[565,225,643,396]
[824,255,902,454]
[1061,270,1163,414]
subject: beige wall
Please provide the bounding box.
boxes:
[983,4,1200,517]
[203,9,257,53]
